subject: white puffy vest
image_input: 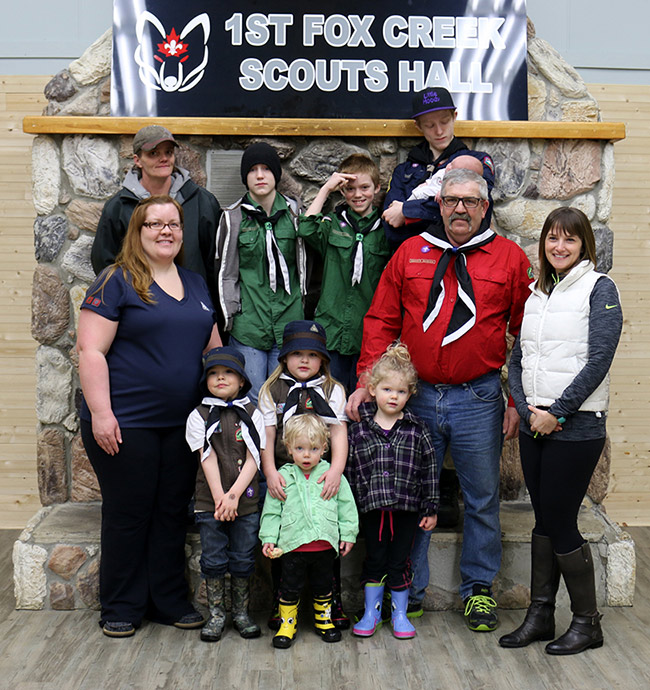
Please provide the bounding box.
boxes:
[520,260,611,412]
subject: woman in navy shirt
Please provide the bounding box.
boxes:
[78,195,221,638]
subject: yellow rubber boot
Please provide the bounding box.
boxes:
[273,600,299,649]
[313,595,341,643]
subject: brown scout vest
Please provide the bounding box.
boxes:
[269,378,333,469]
[193,403,259,516]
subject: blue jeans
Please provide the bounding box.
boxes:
[328,351,359,396]
[195,511,260,578]
[229,336,281,405]
[407,371,504,601]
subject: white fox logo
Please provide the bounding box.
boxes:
[134,11,210,93]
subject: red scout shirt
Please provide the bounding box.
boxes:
[357,233,532,388]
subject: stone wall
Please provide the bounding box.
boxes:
[30,19,614,511]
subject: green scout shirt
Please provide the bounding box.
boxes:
[298,207,390,355]
[230,193,304,350]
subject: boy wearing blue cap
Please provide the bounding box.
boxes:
[185,347,265,642]
[382,87,495,250]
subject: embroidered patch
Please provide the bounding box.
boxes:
[421,245,432,253]
[409,258,436,264]
[483,155,495,175]
[235,428,243,441]
[245,487,255,498]
[310,324,319,332]
[277,403,285,414]
[527,266,534,280]
[305,397,313,409]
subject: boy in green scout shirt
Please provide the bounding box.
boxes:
[298,154,390,393]
[215,143,306,403]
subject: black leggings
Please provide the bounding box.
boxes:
[519,434,605,555]
[360,510,419,590]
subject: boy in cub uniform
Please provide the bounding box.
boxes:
[185,347,265,642]
[298,154,390,393]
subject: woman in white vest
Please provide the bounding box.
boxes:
[500,207,622,655]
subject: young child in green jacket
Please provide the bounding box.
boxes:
[260,414,358,649]
[298,154,390,393]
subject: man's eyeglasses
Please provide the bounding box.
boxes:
[440,196,483,209]
[142,221,182,231]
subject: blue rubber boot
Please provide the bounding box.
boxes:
[390,589,416,639]
[353,582,385,637]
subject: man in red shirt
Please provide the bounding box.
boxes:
[347,169,532,633]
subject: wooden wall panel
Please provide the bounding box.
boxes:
[588,84,650,526]
[0,76,46,528]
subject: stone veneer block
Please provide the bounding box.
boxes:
[37,428,67,505]
[588,437,611,504]
[66,199,105,232]
[62,135,120,200]
[70,434,101,502]
[289,140,367,183]
[607,537,636,606]
[61,234,96,283]
[68,29,112,85]
[48,545,87,580]
[32,136,61,215]
[13,541,48,610]
[50,582,75,610]
[35,347,73,425]
[77,560,100,609]
[528,36,588,99]
[31,266,70,345]
[33,215,67,263]
[540,140,601,200]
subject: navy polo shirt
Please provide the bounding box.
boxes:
[80,266,215,427]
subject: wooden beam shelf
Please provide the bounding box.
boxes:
[23,116,625,141]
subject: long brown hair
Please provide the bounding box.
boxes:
[537,207,597,294]
[90,195,184,304]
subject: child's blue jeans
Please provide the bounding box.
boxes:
[196,511,259,578]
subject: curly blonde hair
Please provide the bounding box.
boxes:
[283,414,330,451]
[367,342,418,395]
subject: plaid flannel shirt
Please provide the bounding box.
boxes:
[346,402,439,517]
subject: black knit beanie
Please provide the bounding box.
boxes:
[240,142,282,186]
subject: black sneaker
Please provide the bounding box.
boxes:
[174,610,206,629]
[463,584,498,632]
[406,602,424,619]
[103,621,135,638]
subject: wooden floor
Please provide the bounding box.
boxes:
[1,529,649,690]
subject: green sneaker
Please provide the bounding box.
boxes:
[406,602,424,619]
[463,585,498,632]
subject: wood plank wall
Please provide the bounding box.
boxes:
[0,77,648,528]
[0,76,46,528]
[589,84,650,526]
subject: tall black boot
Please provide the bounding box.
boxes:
[499,534,560,648]
[545,543,603,655]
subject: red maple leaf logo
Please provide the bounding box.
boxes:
[157,28,188,58]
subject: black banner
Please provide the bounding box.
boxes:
[111,0,528,120]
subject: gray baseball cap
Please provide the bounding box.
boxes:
[132,125,178,154]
